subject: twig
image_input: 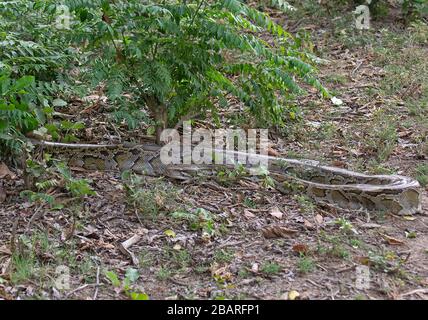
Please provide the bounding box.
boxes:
[108,120,122,142]
[134,209,144,227]
[25,205,43,234]
[10,216,19,254]
[65,283,104,298]
[399,288,428,298]
[93,266,100,300]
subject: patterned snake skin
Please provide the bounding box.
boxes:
[34,140,422,215]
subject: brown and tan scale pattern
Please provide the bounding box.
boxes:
[34,141,422,215]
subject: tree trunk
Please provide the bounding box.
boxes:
[144,95,168,145]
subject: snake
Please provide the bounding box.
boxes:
[32,140,423,216]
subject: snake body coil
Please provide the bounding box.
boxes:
[35,140,422,215]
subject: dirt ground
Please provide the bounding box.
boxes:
[0,2,427,300]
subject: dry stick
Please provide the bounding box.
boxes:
[107,120,122,143]
[65,283,104,298]
[25,205,42,235]
[10,216,20,254]
[134,208,144,227]
[118,234,142,265]
[399,288,428,298]
[93,266,100,300]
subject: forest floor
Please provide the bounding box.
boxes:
[0,2,427,300]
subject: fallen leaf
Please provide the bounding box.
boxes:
[0,187,6,203]
[349,148,363,157]
[355,256,370,265]
[251,263,259,273]
[288,290,300,300]
[173,244,182,250]
[315,214,324,225]
[211,263,233,282]
[332,160,346,168]
[269,207,283,219]
[164,229,176,238]
[361,223,382,229]
[292,243,309,255]
[381,234,405,245]
[262,225,299,239]
[0,245,11,255]
[304,219,314,229]
[331,96,343,106]
[267,147,279,157]
[0,163,16,179]
[244,209,255,219]
[403,216,416,221]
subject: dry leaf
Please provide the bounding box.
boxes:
[332,160,346,168]
[350,149,363,157]
[262,225,299,239]
[0,187,6,204]
[269,207,283,219]
[292,243,309,255]
[403,216,416,221]
[382,234,405,245]
[304,219,314,229]
[0,245,11,255]
[315,214,324,224]
[267,147,279,157]
[355,256,370,266]
[361,223,382,229]
[288,290,300,300]
[251,263,259,273]
[244,209,256,219]
[211,263,232,281]
[0,163,16,179]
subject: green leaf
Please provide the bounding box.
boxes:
[164,229,176,238]
[129,292,149,300]
[11,76,34,92]
[52,98,67,107]
[125,268,139,283]
[105,271,121,287]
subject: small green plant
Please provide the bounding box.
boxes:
[139,250,154,269]
[415,164,428,187]
[21,159,94,208]
[216,163,248,185]
[295,194,315,214]
[122,171,176,218]
[171,208,218,239]
[44,120,85,142]
[238,268,250,278]
[243,197,257,208]
[330,245,350,259]
[105,268,149,300]
[350,239,361,248]
[0,72,40,160]
[335,218,357,234]
[363,111,398,162]
[170,248,192,270]
[9,252,36,284]
[318,233,350,259]
[214,249,235,264]
[156,266,173,281]
[260,262,282,276]
[297,254,315,274]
